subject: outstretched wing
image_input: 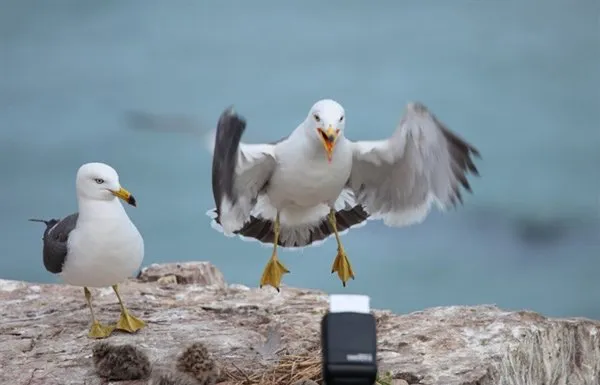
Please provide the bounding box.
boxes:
[211,107,277,234]
[347,102,480,227]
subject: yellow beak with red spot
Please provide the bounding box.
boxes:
[111,186,137,207]
[317,125,339,162]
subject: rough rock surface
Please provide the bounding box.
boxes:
[1,262,599,385]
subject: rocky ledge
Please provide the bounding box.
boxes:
[1,262,599,385]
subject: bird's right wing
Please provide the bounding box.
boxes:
[211,107,277,234]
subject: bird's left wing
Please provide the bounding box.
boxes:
[347,102,480,227]
[211,107,277,234]
[29,213,79,274]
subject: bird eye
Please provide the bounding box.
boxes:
[313,114,321,122]
[94,178,104,184]
[339,115,344,122]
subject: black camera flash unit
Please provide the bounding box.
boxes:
[321,294,378,385]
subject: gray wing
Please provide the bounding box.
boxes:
[347,102,480,227]
[211,107,277,234]
[34,213,79,274]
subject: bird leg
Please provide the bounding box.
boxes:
[112,284,146,333]
[84,287,115,339]
[328,209,355,286]
[259,212,290,291]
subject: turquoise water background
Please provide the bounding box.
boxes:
[1,1,599,318]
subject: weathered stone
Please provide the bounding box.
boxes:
[0,262,599,385]
[137,262,227,287]
[157,275,179,286]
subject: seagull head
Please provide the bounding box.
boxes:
[75,162,137,207]
[304,99,345,162]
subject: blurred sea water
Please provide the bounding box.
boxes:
[1,1,599,318]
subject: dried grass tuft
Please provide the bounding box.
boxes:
[222,346,323,385]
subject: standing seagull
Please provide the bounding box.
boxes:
[208,99,480,291]
[30,162,145,339]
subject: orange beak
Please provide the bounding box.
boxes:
[317,126,338,162]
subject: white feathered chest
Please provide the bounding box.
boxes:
[268,136,353,209]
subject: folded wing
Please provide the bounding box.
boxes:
[29,213,79,274]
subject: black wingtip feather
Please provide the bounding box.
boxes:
[211,105,247,219]
[28,218,47,223]
[432,114,481,206]
[29,218,61,233]
[456,190,463,204]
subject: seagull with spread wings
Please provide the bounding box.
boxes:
[208,99,480,290]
